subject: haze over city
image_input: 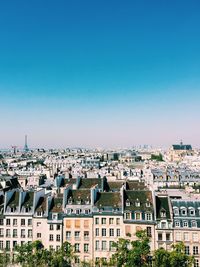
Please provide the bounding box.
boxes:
[0,0,200,148]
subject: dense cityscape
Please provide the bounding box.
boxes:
[0,137,199,266]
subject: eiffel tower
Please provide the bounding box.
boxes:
[24,135,29,152]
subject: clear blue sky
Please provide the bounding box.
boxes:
[0,0,200,148]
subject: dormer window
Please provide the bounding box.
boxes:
[76,209,81,215]
[146,200,150,207]
[85,197,90,205]
[52,213,57,220]
[173,208,179,216]
[181,208,187,216]
[11,207,15,213]
[190,208,195,216]
[161,210,166,218]
[85,209,90,215]
[191,220,197,228]
[37,211,42,216]
[25,207,30,213]
[68,197,72,205]
[76,196,81,205]
[135,199,140,207]
[126,200,130,207]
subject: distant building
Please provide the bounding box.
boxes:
[168,142,193,162]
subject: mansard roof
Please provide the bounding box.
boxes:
[7,191,20,207]
[22,192,34,207]
[67,189,91,204]
[155,196,170,219]
[95,192,122,208]
[78,178,101,189]
[124,190,153,212]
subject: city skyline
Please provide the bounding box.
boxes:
[0,0,200,148]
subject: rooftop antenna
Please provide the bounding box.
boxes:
[24,135,29,152]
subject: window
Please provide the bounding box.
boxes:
[158,233,162,241]
[135,212,141,220]
[75,257,80,263]
[117,229,120,237]
[56,235,60,242]
[185,246,190,255]
[109,241,115,251]
[174,208,179,215]
[183,221,188,228]
[66,231,71,240]
[193,233,198,242]
[181,209,187,216]
[125,213,131,220]
[194,259,199,267]
[95,218,99,224]
[6,229,10,237]
[135,200,140,207]
[161,222,166,229]
[175,221,180,227]
[6,241,10,250]
[13,229,17,238]
[75,220,80,228]
[0,219,3,225]
[146,202,150,207]
[147,227,152,237]
[161,210,166,217]
[21,219,25,226]
[28,230,32,238]
[74,243,80,252]
[190,209,195,216]
[102,218,106,224]
[37,233,41,238]
[25,207,29,213]
[102,241,107,251]
[166,233,170,241]
[21,229,25,238]
[6,219,10,226]
[49,234,54,241]
[75,231,80,240]
[176,232,181,241]
[84,231,89,240]
[126,200,130,206]
[50,224,54,231]
[109,218,114,224]
[116,218,120,225]
[37,211,42,216]
[146,213,152,221]
[0,228,3,237]
[28,219,32,226]
[56,246,60,251]
[183,232,189,241]
[95,241,100,251]
[13,219,17,226]
[84,220,89,228]
[109,229,114,237]
[191,220,197,228]
[102,228,106,237]
[49,245,54,250]
[84,244,89,252]
[75,209,80,215]
[95,228,99,237]
[13,241,17,248]
[37,222,41,227]
[0,241,3,250]
[193,246,199,255]
[84,209,90,215]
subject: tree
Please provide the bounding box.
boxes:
[154,248,170,267]
[111,230,151,267]
[168,242,194,267]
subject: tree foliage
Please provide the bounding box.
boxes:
[14,241,73,267]
[111,231,194,267]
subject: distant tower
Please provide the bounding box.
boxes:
[24,135,29,152]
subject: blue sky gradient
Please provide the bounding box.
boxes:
[0,0,200,148]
